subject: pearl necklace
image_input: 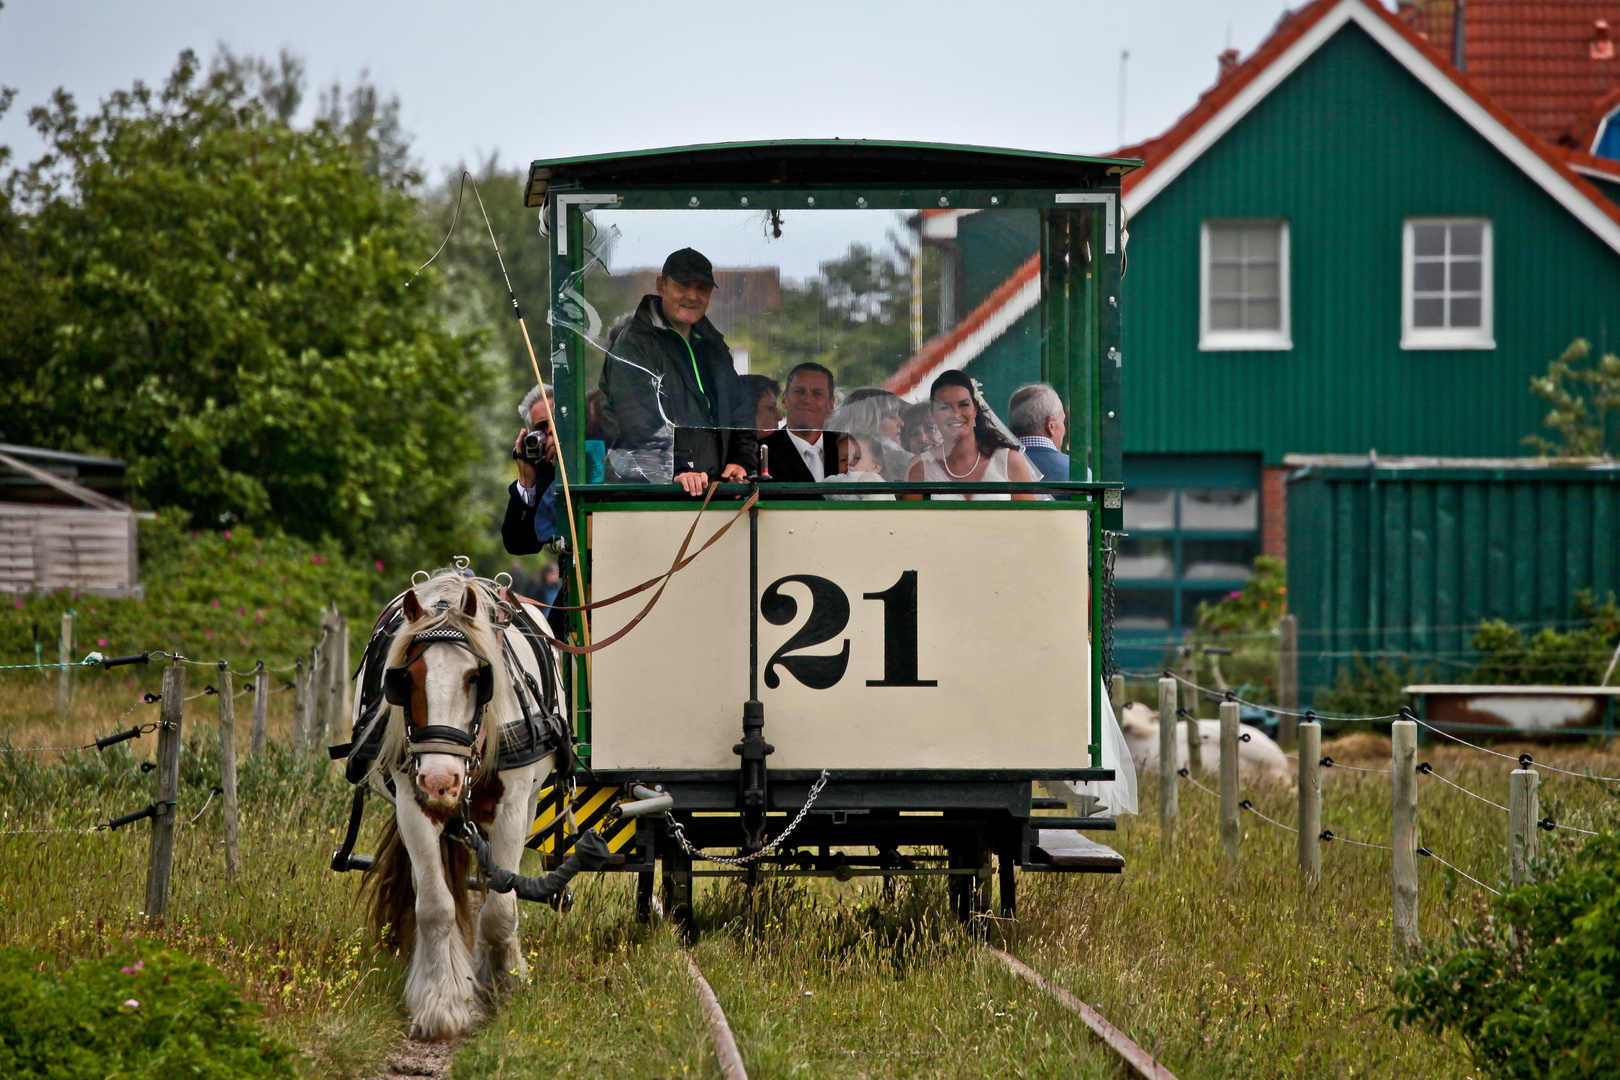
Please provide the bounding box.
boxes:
[941,448,984,479]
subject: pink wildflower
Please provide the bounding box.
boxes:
[123,999,140,1008]
[236,608,246,617]
[121,960,143,974]
[97,638,108,647]
[311,555,323,564]
[375,560,385,572]
[211,599,221,608]
[223,529,233,539]
[204,631,213,639]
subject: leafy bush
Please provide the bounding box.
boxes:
[1524,337,1620,459]
[1315,653,1433,719]
[0,942,294,1078]
[1468,591,1620,686]
[1184,555,1287,703]
[1391,828,1620,1079]
[1,511,385,672]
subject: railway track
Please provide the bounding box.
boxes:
[679,944,1179,1080]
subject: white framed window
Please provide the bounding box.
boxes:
[1402,218,1494,349]
[1200,219,1291,351]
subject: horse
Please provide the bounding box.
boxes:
[352,569,567,1040]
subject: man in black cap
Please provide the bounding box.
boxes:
[598,248,757,494]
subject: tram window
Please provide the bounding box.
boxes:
[1115,589,1175,630]
[1116,536,1174,579]
[1179,489,1258,531]
[1181,539,1258,581]
[1123,489,1175,531]
[554,206,1077,485]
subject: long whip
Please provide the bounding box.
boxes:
[411,173,590,648]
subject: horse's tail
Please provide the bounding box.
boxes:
[363,816,475,956]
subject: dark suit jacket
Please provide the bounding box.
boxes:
[760,429,837,489]
[501,473,554,556]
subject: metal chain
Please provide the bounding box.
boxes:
[1099,529,1123,681]
[664,769,831,866]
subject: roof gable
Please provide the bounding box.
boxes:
[1120,0,1620,256]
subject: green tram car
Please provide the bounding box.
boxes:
[526,142,1136,924]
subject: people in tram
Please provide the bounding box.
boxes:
[899,401,943,455]
[1009,382,1069,482]
[503,383,568,635]
[831,387,913,481]
[825,433,895,501]
[902,369,1037,501]
[596,248,756,495]
[738,374,784,445]
[760,362,840,485]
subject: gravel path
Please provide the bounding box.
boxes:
[365,1039,457,1080]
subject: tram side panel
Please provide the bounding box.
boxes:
[588,507,1091,773]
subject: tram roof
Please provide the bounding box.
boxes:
[524,140,1141,206]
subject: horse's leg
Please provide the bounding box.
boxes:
[392,769,477,1040]
[475,758,547,996]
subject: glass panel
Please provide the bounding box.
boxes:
[1412,224,1446,257]
[1449,296,1482,328]
[1181,539,1258,580]
[1116,588,1175,630]
[1179,488,1258,530]
[1449,260,1482,292]
[1244,225,1279,260]
[1246,264,1280,297]
[1116,536,1174,579]
[559,206,1063,486]
[1208,264,1242,296]
[1412,261,1445,292]
[1208,299,1242,330]
[1207,226,1241,259]
[1450,223,1484,256]
[1245,299,1281,330]
[1123,488,1175,531]
[1412,297,1445,328]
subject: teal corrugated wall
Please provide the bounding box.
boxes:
[1287,465,1620,694]
[1121,22,1620,464]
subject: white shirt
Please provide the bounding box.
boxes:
[785,429,826,481]
[516,481,537,505]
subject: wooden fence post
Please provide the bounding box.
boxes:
[310,617,330,751]
[1158,675,1178,847]
[216,662,241,878]
[1219,699,1241,862]
[291,657,307,754]
[57,610,74,717]
[1297,720,1322,892]
[1277,615,1298,747]
[1509,767,1539,888]
[250,660,267,758]
[1109,673,1126,713]
[335,608,351,745]
[145,662,185,920]
[1180,651,1203,774]
[1391,719,1419,958]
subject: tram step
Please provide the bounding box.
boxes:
[1030,830,1126,872]
[1029,816,1116,831]
[1030,797,1069,810]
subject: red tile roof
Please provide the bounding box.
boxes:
[1110,0,1620,235]
[885,254,1041,399]
[1405,1,1620,148]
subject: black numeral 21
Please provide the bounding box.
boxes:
[761,571,937,691]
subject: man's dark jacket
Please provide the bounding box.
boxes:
[760,428,837,488]
[501,465,554,556]
[599,294,757,478]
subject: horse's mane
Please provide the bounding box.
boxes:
[372,569,515,782]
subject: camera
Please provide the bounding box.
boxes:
[513,428,552,464]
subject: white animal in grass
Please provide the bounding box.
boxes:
[1115,701,1294,788]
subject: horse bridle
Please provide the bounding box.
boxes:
[382,627,495,776]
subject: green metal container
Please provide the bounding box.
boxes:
[1285,457,1620,696]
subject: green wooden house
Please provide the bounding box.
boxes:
[1102,0,1620,670]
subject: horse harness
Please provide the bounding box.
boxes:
[383,627,495,772]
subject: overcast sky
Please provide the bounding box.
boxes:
[0,0,1363,182]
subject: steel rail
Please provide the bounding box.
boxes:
[988,947,1179,1080]
[684,953,748,1080]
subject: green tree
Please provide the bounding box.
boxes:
[1184,555,1288,703]
[1525,337,1620,458]
[0,48,487,568]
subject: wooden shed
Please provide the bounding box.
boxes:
[0,445,144,598]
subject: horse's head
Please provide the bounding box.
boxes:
[383,582,496,812]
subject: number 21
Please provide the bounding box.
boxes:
[761,571,936,690]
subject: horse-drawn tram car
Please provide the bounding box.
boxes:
[335,143,1140,968]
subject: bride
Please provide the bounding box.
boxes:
[902,369,1037,501]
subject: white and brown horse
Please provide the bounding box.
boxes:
[356,570,563,1040]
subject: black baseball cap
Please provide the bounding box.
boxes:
[661,247,716,287]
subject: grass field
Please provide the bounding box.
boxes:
[4,672,1617,1078]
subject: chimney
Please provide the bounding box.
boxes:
[1593,20,1615,61]
[1218,48,1241,81]
[1450,0,1467,72]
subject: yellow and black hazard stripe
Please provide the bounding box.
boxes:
[526,784,638,857]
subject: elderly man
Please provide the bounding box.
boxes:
[597,248,757,495]
[1008,382,1069,482]
[503,384,567,634]
[760,362,838,485]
